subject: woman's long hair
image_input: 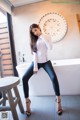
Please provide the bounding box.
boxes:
[29,24,41,53]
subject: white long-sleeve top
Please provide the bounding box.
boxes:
[33,34,52,71]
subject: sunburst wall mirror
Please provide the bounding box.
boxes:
[39,12,68,43]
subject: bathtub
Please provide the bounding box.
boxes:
[16,59,80,96]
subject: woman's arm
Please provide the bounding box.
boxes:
[33,52,38,73]
[44,35,52,50]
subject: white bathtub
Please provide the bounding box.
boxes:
[16,59,80,96]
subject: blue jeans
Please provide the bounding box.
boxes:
[0,92,2,99]
[22,60,60,98]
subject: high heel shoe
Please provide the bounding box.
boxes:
[26,99,31,117]
[56,100,63,115]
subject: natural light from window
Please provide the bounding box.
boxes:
[0,12,7,23]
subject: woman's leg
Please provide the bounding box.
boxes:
[22,62,33,98]
[43,61,60,96]
[22,62,33,116]
[43,60,62,115]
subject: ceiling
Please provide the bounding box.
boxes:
[5,0,80,7]
[6,0,47,7]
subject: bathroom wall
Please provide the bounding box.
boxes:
[12,1,80,64]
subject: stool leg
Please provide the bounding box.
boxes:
[2,91,6,106]
[13,86,24,113]
[7,90,19,120]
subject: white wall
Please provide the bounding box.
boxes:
[12,1,80,64]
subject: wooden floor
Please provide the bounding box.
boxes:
[0,85,80,120]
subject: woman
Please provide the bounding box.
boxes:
[22,24,63,116]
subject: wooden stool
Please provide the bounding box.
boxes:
[0,76,24,120]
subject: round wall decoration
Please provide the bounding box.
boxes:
[39,12,67,42]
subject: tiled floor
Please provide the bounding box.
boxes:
[0,85,80,120]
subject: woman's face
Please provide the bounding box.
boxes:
[32,27,41,37]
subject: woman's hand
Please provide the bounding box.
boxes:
[33,70,38,74]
